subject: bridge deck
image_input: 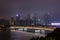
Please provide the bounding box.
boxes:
[10,26,56,31]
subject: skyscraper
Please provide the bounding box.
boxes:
[14,14,20,26]
[43,12,52,25]
[26,14,33,26]
[10,16,14,25]
[28,13,37,26]
[16,14,20,21]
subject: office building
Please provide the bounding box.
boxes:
[10,16,14,25]
[14,14,20,26]
[43,12,52,25]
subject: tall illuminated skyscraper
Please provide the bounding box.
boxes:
[15,14,20,25]
[16,14,20,21]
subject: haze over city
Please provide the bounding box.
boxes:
[0,0,60,22]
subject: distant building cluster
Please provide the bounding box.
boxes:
[10,12,52,26]
[10,14,41,26]
[0,12,53,26]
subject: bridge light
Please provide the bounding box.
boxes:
[16,14,19,16]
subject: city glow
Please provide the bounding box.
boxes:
[16,14,19,16]
[38,19,40,21]
[51,23,60,26]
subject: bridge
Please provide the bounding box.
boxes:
[0,25,56,36]
[10,26,56,31]
[10,26,56,36]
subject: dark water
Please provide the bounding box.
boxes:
[0,28,52,40]
[0,29,11,40]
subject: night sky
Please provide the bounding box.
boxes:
[0,0,60,22]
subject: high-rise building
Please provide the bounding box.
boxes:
[10,16,14,25]
[36,18,41,24]
[43,12,52,25]
[26,13,40,26]
[29,13,37,25]
[16,14,20,21]
[14,14,20,26]
[26,14,33,26]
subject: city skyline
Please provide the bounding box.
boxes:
[0,0,59,40]
[0,0,60,22]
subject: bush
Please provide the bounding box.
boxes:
[30,36,45,40]
[30,28,60,40]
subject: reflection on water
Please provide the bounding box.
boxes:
[0,28,53,40]
[0,29,11,40]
